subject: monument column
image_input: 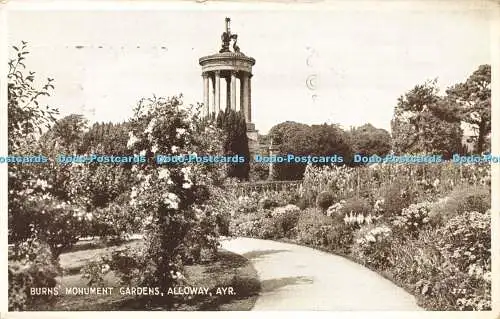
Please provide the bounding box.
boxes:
[214,71,221,114]
[209,74,215,115]
[203,73,210,117]
[240,74,245,114]
[226,76,231,110]
[241,73,250,122]
[247,75,252,123]
[231,71,237,111]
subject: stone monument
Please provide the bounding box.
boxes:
[199,18,259,151]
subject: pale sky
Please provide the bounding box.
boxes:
[6,1,496,134]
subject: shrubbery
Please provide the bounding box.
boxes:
[351,224,393,270]
[437,211,490,276]
[392,201,432,238]
[377,178,415,218]
[223,162,491,310]
[316,191,335,212]
[270,204,301,238]
[8,239,60,311]
[428,185,490,226]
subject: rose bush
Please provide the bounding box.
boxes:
[99,95,225,307]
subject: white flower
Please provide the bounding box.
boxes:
[175,128,187,138]
[101,264,110,274]
[35,179,49,190]
[162,192,180,209]
[175,271,184,279]
[145,118,157,134]
[366,234,376,242]
[139,150,146,156]
[365,215,372,224]
[343,214,349,224]
[127,131,139,149]
[171,145,179,153]
[181,166,192,178]
[158,168,171,180]
[143,215,153,225]
[356,214,364,224]
[182,182,192,189]
[151,144,159,153]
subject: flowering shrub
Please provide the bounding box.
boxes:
[121,95,225,306]
[296,208,333,244]
[437,211,490,277]
[392,201,433,238]
[351,224,392,269]
[67,164,134,210]
[231,218,263,238]
[270,204,301,238]
[388,227,491,310]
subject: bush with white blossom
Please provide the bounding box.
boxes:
[352,224,393,269]
[103,95,225,307]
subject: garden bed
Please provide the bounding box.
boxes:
[221,163,491,311]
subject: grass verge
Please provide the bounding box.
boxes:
[32,239,261,311]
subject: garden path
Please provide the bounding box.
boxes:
[220,237,423,311]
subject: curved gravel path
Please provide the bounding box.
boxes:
[220,237,423,311]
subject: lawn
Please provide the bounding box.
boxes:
[33,239,261,311]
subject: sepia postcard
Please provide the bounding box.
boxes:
[1,0,499,318]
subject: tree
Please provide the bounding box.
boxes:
[446,65,491,154]
[215,109,250,180]
[268,121,353,180]
[39,114,88,153]
[80,121,132,155]
[309,124,353,163]
[350,124,391,157]
[8,42,58,152]
[391,79,463,159]
[7,43,77,310]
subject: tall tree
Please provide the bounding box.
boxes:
[446,64,491,154]
[216,109,250,180]
[391,79,463,159]
[349,123,392,157]
[39,114,88,153]
[80,121,132,155]
[8,42,59,152]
